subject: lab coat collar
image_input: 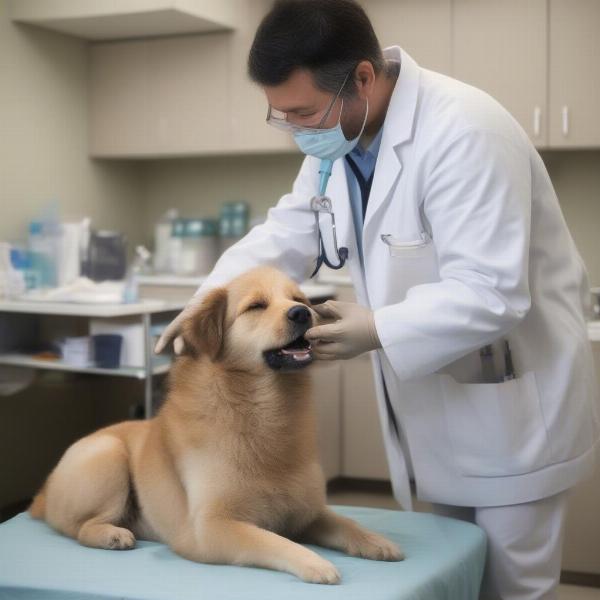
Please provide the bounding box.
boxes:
[363,47,421,230]
[380,46,420,148]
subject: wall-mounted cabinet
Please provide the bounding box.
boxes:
[548,0,600,148]
[89,1,295,157]
[88,0,600,157]
[452,0,600,149]
[452,0,548,147]
[10,0,236,40]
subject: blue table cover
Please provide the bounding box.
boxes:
[0,506,486,600]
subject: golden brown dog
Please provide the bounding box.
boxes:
[29,266,403,583]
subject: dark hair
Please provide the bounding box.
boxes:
[248,0,385,98]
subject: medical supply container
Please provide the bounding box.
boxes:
[219,202,248,254]
[153,209,178,274]
[28,221,58,288]
[174,218,218,275]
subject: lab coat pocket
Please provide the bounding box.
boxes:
[381,233,431,258]
[441,372,551,477]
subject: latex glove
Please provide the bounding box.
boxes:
[304,300,381,360]
[154,293,206,355]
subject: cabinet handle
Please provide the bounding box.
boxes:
[533,106,541,138]
[562,106,569,137]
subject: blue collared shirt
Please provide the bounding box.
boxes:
[344,127,384,263]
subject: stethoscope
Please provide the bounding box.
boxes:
[310,158,349,277]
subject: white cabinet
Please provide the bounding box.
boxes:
[311,362,342,481]
[452,0,600,148]
[452,0,548,146]
[334,285,389,480]
[548,0,600,148]
[88,0,600,156]
[341,354,390,480]
[90,34,234,157]
[89,1,296,157]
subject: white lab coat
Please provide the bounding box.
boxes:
[194,47,600,510]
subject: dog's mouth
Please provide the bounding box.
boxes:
[263,335,313,370]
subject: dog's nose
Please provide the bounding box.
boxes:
[287,305,311,324]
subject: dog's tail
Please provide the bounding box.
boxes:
[28,485,47,520]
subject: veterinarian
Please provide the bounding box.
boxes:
[156,1,599,597]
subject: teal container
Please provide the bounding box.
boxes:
[219,202,249,239]
[184,218,218,238]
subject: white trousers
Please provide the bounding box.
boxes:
[430,491,569,600]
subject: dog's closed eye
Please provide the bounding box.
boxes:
[246,301,268,311]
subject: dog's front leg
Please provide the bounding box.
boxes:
[170,518,341,584]
[299,507,405,561]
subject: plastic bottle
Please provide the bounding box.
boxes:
[153,209,178,274]
[123,246,151,304]
[28,221,57,288]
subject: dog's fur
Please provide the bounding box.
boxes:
[29,266,403,583]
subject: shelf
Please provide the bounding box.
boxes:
[9,0,236,41]
[0,299,185,318]
[0,353,173,379]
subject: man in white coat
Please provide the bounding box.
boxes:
[156,1,599,597]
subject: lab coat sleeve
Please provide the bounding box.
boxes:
[190,155,319,297]
[373,128,533,381]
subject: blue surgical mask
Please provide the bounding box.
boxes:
[293,98,369,162]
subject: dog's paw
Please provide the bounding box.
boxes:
[106,527,136,550]
[346,531,404,562]
[295,554,341,584]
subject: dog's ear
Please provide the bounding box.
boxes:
[181,288,228,361]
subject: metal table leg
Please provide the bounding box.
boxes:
[143,312,153,419]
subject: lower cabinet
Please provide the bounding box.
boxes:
[341,354,390,480]
[312,354,390,482]
[311,362,342,481]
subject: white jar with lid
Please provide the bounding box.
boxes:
[178,219,218,276]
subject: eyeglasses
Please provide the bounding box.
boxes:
[266,68,353,134]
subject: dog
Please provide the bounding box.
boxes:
[29,266,403,584]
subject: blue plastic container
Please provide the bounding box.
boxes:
[92,334,123,369]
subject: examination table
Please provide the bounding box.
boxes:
[0,505,486,600]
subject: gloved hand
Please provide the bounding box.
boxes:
[304,300,381,360]
[154,293,206,355]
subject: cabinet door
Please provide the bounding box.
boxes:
[452,0,548,147]
[90,41,150,156]
[311,362,342,481]
[549,0,600,147]
[147,34,231,156]
[365,0,452,74]
[342,354,390,480]
[90,34,231,157]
